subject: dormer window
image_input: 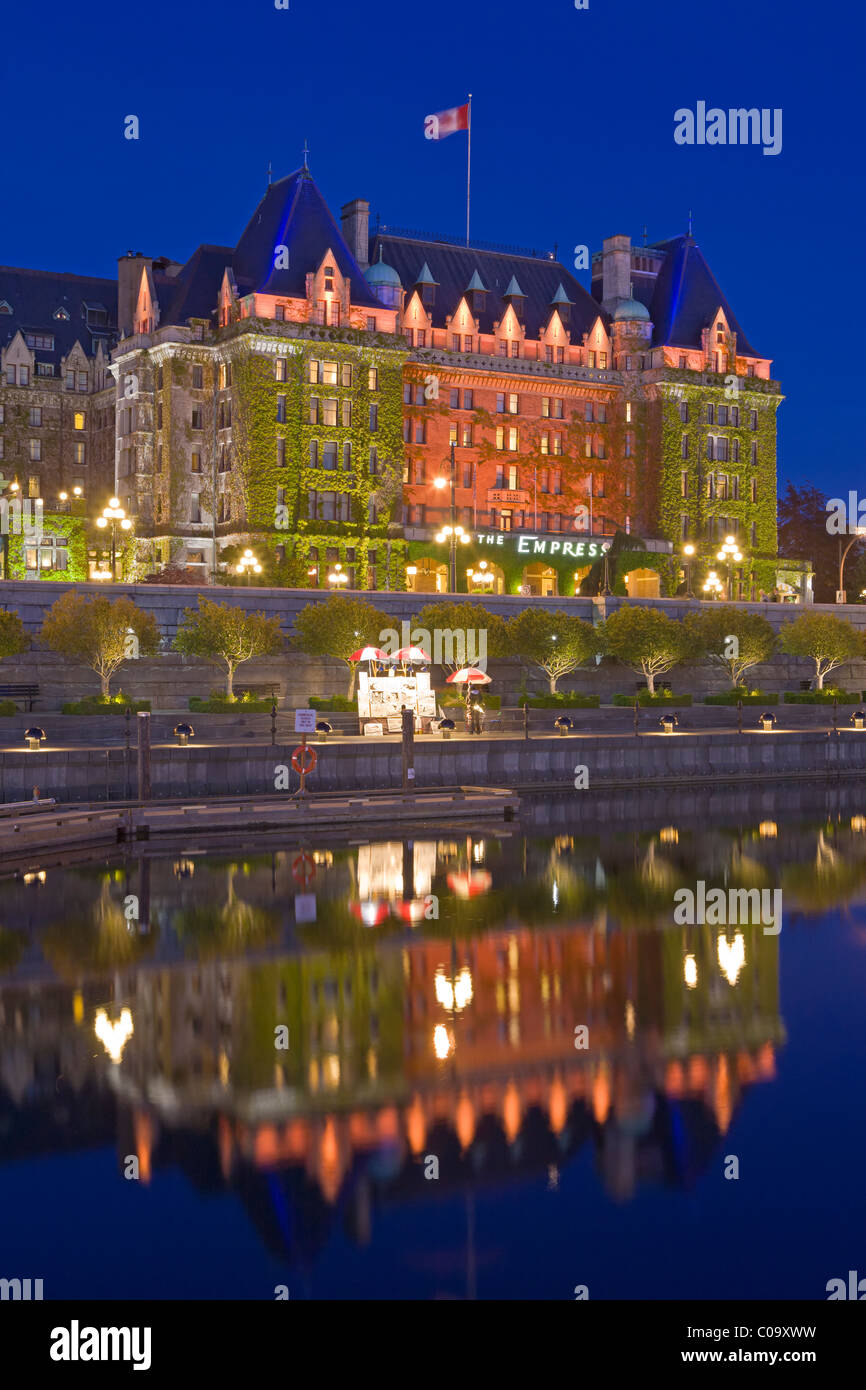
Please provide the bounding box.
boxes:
[422,284,435,308]
[53,306,70,320]
[472,291,485,312]
[0,301,12,315]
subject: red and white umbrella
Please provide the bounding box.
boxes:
[393,898,429,923]
[446,668,491,685]
[349,646,390,663]
[447,870,493,899]
[350,900,390,927]
[394,646,431,663]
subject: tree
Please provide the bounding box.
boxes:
[410,601,508,674]
[174,598,283,697]
[40,593,160,697]
[0,610,30,663]
[684,607,776,688]
[508,609,600,693]
[293,594,390,697]
[600,606,691,694]
[778,612,864,690]
[778,481,862,604]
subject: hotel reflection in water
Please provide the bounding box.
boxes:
[0,825,798,1258]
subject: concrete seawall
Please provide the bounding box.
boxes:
[3,729,866,804]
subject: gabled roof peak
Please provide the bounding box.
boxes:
[415,261,438,285]
[550,282,573,306]
[466,269,487,292]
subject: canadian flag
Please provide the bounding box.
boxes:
[424,103,469,140]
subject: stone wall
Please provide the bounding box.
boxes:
[2,727,864,803]
[2,579,866,710]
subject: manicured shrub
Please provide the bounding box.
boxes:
[62,693,151,715]
[189,692,273,712]
[0,700,18,716]
[517,693,599,708]
[704,691,778,706]
[439,692,502,709]
[783,690,859,704]
[309,695,357,712]
[612,691,692,707]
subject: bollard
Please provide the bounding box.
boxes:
[523,703,529,741]
[32,786,39,802]
[737,698,743,735]
[137,711,151,801]
[833,695,838,737]
[124,706,132,800]
[402,706,415,792]
[634,697,640,738]
[271,700,277,747]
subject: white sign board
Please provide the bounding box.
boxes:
[364,722,384,737]
[386,716,404,732]
[294,894,317,924]
[294,709,316,734]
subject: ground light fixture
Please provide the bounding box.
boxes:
[659,713,678,733]
[173,722,194,746]
[554,715,573,736]
[759,712,776,731]
[852,710,866,730]
[438,717,456,740]
[24,726,45,750]
[702,569,724,599]
[237,548,262,581]
[468,559,494,588]
[316,720,333,741]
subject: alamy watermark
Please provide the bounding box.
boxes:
[0,497,43,541]
[380,621,487,672]
[674,103,782,157]
[673,880,782,935]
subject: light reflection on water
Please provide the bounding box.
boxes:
[1,786,865,1299]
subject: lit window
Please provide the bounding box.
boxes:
[73,412,85,430]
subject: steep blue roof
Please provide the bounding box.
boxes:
[642,236,761,357]
[232,168,382,308]
[158,245,234,324]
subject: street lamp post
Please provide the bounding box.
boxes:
[837,529,866,604]
[95,497,132,580]
[716,534,743,600]
[434,440,462,592]
[682,542,696,598]
[702,570,724,600]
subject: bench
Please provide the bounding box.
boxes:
[0,683,39,711]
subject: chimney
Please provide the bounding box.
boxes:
[117,252,154,338]
[601,234,631,311]
[341,199,370,270]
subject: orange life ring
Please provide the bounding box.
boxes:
[292,853,315,884]
[291,744,317,776]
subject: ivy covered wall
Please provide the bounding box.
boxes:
[648,370,780,590]
[229,326,408,589]
[6,511,88,580]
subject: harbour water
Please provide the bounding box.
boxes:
[1,787,864,1300]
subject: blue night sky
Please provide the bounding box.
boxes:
[1,0,860,495]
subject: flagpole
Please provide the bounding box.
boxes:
[466,94,472,247]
